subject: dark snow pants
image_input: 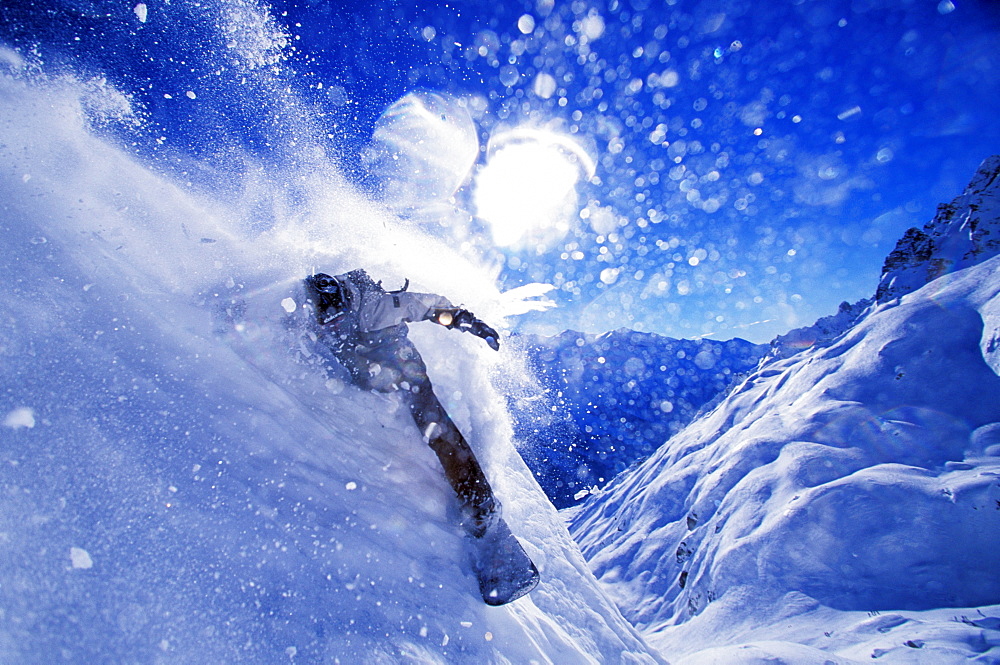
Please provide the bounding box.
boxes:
[337,331,495,513]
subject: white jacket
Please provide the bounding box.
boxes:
[335,273,453,333]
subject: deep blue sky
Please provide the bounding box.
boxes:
[2,0,998,342]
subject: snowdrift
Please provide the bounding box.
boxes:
[569,162,1000,662]
[0,69,661,662]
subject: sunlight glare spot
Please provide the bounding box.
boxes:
[474,131,593,247]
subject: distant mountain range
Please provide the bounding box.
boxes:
[508,331,766,507]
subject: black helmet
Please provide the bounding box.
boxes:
[311,273,340,294]
[306,272,348,316]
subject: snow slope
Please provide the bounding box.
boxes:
[0,65,662,662]
[569,159,1000,663]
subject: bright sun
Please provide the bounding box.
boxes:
[474,128,595,248]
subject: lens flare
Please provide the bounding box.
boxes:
[366,91,479,213]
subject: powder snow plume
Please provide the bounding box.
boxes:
[0,30,660,665]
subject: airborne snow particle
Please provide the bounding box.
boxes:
[345,482,357,491]
[659,70,679,87]
[3,407,35,429]
[517,14,535,34]
[499,65,520,87]
[694,351,716,370]
[281,297,297,313]
[579,13,606,40]
[70,547,93,569]
[533,73,557,99]
[134,3,148,23]
[326,85,348,106]
[837,105,862,121]
[186,90,197,99]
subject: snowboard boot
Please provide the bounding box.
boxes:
[463,494,502,539]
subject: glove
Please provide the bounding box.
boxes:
[434,308,500,351]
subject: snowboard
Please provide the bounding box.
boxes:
[469,516,540,606]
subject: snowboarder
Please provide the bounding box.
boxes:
[302,269,502,537]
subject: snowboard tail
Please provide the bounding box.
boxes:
[470,517,540,606]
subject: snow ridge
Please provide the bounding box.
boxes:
[767,297,873,361]
[767,154,1000,364]
[568,157,1000,664]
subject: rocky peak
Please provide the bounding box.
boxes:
[875,154,1000,303]
[768,155,1000,361]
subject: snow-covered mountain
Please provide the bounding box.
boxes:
[508,331,766,507]
[568,156,1000,663]
[0,69,664,663]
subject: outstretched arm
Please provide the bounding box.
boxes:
[359,291,451,331]
[433,308,501,351]
[358,289,501,351]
